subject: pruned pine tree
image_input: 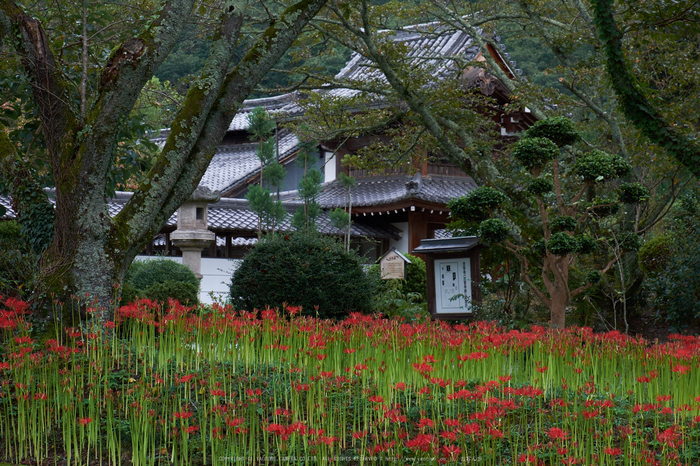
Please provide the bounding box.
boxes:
[448,118,649,329]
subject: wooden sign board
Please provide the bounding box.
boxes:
[412,236,482,320]
[379,248,411,280]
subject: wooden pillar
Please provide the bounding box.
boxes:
[408,210,428,257]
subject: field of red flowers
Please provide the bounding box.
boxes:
[2,296,700,465]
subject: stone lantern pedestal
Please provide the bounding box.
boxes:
[170,186,221,279]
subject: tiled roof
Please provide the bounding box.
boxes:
[199,131,300,194]
[207,198,400,239]
[1,192,399,240]
[334,23,481,85]
[227,93,305,131]
[0,196,15,219]
[280,173,477,209]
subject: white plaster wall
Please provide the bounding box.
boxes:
[134,256,241,304]
[389,222,409,253]
[324,151,336,183]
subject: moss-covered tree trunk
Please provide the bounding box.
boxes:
[0,0,328,321]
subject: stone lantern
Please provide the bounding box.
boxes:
[170,186,221,279]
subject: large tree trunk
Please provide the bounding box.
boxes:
[2,0,328,323]
[549,282,569,331]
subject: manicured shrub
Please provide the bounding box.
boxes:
[230,231,375,319]
[512,137,559,170]
[123,259,199,306]
[128,259,199,291]
[146,280,199,306]
[638,234,672,274]
[524,116,579,147]
[447,187,507,223]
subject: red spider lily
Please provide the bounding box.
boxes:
[78,417,92,426]
[0,362,11,370]
[64,328,81,338]
[672,364,690,375]
[441,444,462,457]
[285,305,301,316]
[226,417,245,427]
[412,362,434,376]
[440,430,457,441]
[604,447,621,456]
[383,408,406,423]
[417,418,434,429]
[184,425,199,434]
[429,377,450,387]
[292,382,310,392]
[517,453,536,463]
[535,365,548,373]
[176,374,194,384]
[3,297,29,315]
[417,386,431,395]
[209,389,226,397]
[547,427,569,440]
[394,382,406,390]
[319,435,338,445]
[368,395,384,403]
[14,336,33,346]
[405,433,435,452]
[173,410,193,419]
[308,333,326,349]
[657,425,682,448]
[352,430,367,439]
[343,348,356,354]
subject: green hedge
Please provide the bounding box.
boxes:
[230,232,375,319]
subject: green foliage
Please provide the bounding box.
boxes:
[638,235,672,274]
[546,232,578,256]
[246,185,287,232]
[618,182,650,204]
[328,208,350,232]
[369,253,427,301]
[291,168,323,231]
[371,279,428,322]
[527,177,553,196]
[230,232,375,319]
[512,137,559,171]
[575,235,597,255]
[585,270,602,285]
[590,0,700,179]
[478,218,510,244]
[648,218,700,328]
[617,232,642,252]
[571,150,631,182]
[145,280,199,307]
[549,216,577,233]
[448,187,507,223]
[0,221,37,300]
[247,107,276,142]
[588,196,620,217]
[524,117,579,147]
[124,259,199,306]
